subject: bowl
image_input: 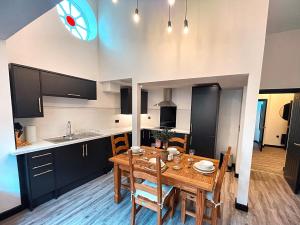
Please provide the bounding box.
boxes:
[167,147,178,155]
[131,146,141,153]
[196,160,214,170]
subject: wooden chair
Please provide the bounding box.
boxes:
[128,150,176,225]
[111,133,130,190]
[181,146,232,225]
[167,134,188,153]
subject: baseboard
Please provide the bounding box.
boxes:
[254,140,259,144]
[0,205,25,221]
[234,173,239,178]
[263,144,284,149]
[235,198,248,212]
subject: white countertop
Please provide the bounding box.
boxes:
[12,127,189,155]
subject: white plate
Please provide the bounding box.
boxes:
[194,161,214,170]
[167,149,180,156]
[149,158,166,168]
[193,165,215,174]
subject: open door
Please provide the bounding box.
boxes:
[258,99,267,151]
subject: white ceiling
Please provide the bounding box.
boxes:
[267,0,300,34]
[142,74,248,90]
[0,0,61,40]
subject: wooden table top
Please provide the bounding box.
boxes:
[109,146,219,192]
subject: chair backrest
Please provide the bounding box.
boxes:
[111,133,129,156]
[213,146,231,202]
[128,150,163,204]
[167,134,188,153]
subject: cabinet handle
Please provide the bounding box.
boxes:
[32,152,52,159]
[38,97,42,113]
[32,163,52,170]
[68,93,81,97]
[33,169,53,177]
[85,144,88,156]
[82,144,85,157]
[294,143,300,147]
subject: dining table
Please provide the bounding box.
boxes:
[109,146,219,225]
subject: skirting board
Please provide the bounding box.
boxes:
[234,173,239,178]
[235,198,248,212]
[263,144,285,149]
[0,205,24,221]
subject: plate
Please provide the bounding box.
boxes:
[193,165,215,174]
[172,165,182,170]
[194,161,214,171]
[149,158,166,168]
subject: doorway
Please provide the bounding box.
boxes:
[254,99,267,151]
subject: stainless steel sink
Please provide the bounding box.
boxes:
[45,132,101,144]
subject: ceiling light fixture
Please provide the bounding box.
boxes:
[133,0,140,23]
[168,0,175,7]
[112,0,118,4]
[167,6,172,33]
[183,0,189,34]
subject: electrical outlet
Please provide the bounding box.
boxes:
[148,116,151,119]
[115,120,119,123]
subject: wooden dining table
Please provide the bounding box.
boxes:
[109,146,219,225]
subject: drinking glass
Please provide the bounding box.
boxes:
[188,149,195,167]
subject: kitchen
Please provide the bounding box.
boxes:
[1,0,300,225]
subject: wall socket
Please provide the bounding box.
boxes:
[115,120,119,123]
[148,116,151,119]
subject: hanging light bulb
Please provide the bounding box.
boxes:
[112,0,118,4]
[183,0,189,34]
[167,6,172,33]
[168,0,175,6]
[133,0,140,23]
[183,19,189,34]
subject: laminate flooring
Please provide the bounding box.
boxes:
[2,170,300,225]
[252,145,286,175]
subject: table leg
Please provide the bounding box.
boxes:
[114,163,121,203]
[196,189,205,225]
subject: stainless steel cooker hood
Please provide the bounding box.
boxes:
[157,88,176,107]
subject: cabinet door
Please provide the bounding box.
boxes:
[55,143,86,188]
[141,90,148,114]
[85,139,106,175]
[121,87,148,114]
[10,65,43,118]
[190,85,220,158]
[41,71,96,100]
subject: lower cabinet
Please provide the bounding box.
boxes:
[18,137,113,210]
[141,129,154,146]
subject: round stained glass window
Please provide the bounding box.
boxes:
[56,0,97,41]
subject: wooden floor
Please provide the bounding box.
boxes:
[252,145,286,175]
[2,169,300,225]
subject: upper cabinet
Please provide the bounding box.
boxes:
[121,87,148,114]
[9,64,97,118]
[9,64,43,118]
[41,71,96,100]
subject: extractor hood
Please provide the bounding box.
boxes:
[157,88,176,107]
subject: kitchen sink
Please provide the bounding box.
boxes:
[45,132,102,144]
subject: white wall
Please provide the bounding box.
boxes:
[0,41,21,213]
[259,93,294,146]
[261,29,300,90]
[216,89,243,162]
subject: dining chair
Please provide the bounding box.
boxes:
[181,146,232,225]
[111,133,131,190]
[128,150,176,225]
[167,134,188,153]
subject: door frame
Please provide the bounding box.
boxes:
[257,99,268,151]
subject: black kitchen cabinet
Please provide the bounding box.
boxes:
[121,87,148,114]
[17,149,55,209]
[284,93,300,193]
[41,71,96,100]
[9,64,43,118]
[141,129,154,146]
[190,84,220,158]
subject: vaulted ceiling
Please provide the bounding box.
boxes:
[267,0,300,34]
[0,0,61,40]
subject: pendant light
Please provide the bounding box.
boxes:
[133,0,140,23]
[112,0,118,4]
[183,0,189,34]
[168,0,175,6]
[167,6,172,33]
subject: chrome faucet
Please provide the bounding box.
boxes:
[66,121,72,139]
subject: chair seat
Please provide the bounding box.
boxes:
[134,180,174,203]
[206,191,213,201]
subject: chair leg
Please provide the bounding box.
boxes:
[211,207,218,225]
[131,199,136,225]
[170,192,175,218]
[157,207,162,225]
[181,192,187,224]
[217,193,221,218]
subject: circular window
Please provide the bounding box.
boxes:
[56,0,97,41]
